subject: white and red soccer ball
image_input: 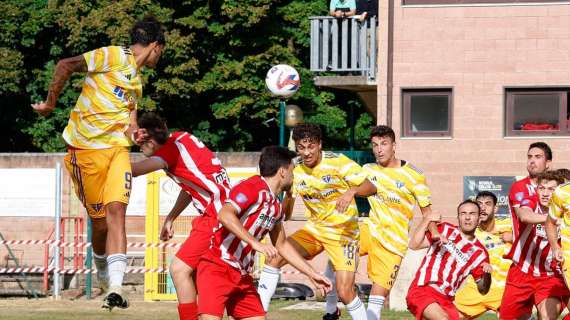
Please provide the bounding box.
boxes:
[265,64,300,98]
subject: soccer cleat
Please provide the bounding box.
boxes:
[102,286,129,311]
[322,307,341,320]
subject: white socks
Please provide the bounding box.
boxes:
[93,253,107,279]
[257,265,280,311]
[107,253,127,288]
[367,295,385,320]
[324,261,338,314]
[346,296,367,320]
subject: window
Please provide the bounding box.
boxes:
[505,89,568,137]
[402,89,453,137]
[403,0,570,5]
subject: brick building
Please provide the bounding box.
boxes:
[310,0,570,308]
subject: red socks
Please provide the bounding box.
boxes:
[178,302,198,320]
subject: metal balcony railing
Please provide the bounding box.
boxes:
[310,16,377,79]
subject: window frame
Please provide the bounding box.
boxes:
[402,88,454,138]
[505,89,568,137]
[403,0,570,5]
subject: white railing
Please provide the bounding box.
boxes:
[310,16,377,79]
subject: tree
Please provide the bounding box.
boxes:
[0,0,373,152]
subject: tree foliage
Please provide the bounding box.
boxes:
[1,0,373,152]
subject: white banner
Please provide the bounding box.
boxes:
[0,167,258,217]
[126,167,258,216]
[0,169,56,217]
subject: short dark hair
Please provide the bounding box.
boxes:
[292,123,322,143]
[537,170,564,186]
[370,125,396,142]
[137,112,169,145]
[457,199,480,214]
[528,142,553,161]
[556,168,570,182]
[259,146,297,177]
[475,191,497,206]
[130,16,166,46]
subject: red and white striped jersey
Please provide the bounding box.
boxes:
[508,177,537,239]
[412,223,489,297]
[152,131,231,216]
[504,204,560,277]
[211,175,283,274]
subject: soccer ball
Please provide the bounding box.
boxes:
[265,64,300,98]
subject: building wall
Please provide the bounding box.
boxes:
[377,0,570,309]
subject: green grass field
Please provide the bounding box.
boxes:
[0,297,502,320]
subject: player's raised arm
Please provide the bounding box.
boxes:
[217,202,279,260]
[409,211,441,250]
[31,55,87,116]
[420,205,445,243]
[269,222,332,295]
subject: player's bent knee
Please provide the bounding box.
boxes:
[170,258,193,278]
[105,201,127,216]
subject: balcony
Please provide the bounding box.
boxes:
[310,16,377,79]
[309,16,378,116]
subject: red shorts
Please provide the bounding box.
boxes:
[175,216,216,269]
[500,264,570,320]
[406,284,459,320]
[196,255,265,319]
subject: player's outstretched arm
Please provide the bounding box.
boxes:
[218,203,279,260]
[269,223,332,295]
[132,158,167,177]
[545,215,563,262]
[335,178,377,213]
[160,190,192,241]
[476,263,492,295]
[409,211,441,250]
[514,206,546,225]
[31,55,87,116]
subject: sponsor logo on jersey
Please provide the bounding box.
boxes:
[515,192,524,202]
[395,180,405,189]
[322,175,332,184]
[254,213,279,229]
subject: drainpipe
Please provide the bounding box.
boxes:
[386,0,394,127]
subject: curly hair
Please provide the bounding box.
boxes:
[292,123,322,143]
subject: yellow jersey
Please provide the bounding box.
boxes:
[550,183,570,282]
[63,46,142,149]
[363,161,431,257]
[455,217,512,300]
[550,182,570,227]
[293,152,368,243]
